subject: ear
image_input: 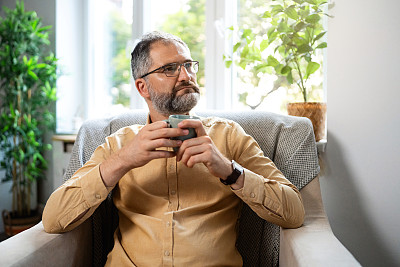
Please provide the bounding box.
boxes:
[135,78,150,98]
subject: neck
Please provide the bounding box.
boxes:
[146,101,192,122]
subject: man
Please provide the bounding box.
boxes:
[43,31,304,266]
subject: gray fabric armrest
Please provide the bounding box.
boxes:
[280,177,361,267]
[0,220,92,267]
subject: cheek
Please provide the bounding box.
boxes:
[190,75,198,84]
[152,76,176,91]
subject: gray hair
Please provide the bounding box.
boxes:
[130,31,189,80]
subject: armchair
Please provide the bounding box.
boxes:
[0,110,360,266]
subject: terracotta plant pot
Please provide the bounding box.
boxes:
[287,102,327,142]
[2,210,41,237]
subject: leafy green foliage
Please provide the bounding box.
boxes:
[110,9,131,107]
[160,0,206,87]
[226,0,330,103]
[0,1,57,216]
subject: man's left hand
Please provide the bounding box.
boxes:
[175,119,233,180]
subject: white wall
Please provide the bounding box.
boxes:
[322,0,400,266]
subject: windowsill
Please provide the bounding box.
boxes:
[52,134,77,142]
[53,134,77,153]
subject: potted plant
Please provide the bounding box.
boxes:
[0,0,57,236]
[225,0,331,141]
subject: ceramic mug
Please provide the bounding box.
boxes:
[164,114,200,152]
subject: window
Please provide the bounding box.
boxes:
[56,0,325,133]
[87,0,134,118]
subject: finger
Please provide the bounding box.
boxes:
[145,120,169,130]
[147,127,190,140]
[178,144,203,164]
[176,136,212,161]
[177,119,207,136]
[148,150,176,160]
[185,153,208,168]
[145,138,183,151]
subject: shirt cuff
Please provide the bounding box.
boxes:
[232,168,264,204]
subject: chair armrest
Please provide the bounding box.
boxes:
[0,219,92,267]
[280,177,361,267]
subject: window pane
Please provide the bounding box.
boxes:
[148,0,206,109]
[89,0,133,118]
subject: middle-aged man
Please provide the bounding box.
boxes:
[43,31,305,266]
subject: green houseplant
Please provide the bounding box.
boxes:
[0,1,57,235]
[225,0,331,140]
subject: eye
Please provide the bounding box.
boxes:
[163,64,178,73]
[184,62,194,71]
[184,62,192,67]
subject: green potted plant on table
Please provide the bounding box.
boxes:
[225,0,331,141]
[0,1,57,236]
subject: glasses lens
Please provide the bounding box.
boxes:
[163,61,199,77]
[184,61,198,74]
[164,63,179,76]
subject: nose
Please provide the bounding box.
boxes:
[177,64,191,82]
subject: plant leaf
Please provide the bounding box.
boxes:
[316,42,327,49]
[277,21,291,33]
[294,21,307,32]
[260,39,269,52]
[233,42,241,52]
[28,70,38,80]
[315,31,327,41]
[271,5,284,16]
[297,44,313,53]
[281,65,292,75]
[239,60,247,70]
[267,55,279,67]
[305,61,320,79]
[285,6,299,20]
[305,0,317,5]
[262,11,271,18]
[306,14,321,24]
[225,60,232,68]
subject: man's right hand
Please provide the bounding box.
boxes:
[99,121,189,187]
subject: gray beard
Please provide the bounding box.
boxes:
[148,85,200,116]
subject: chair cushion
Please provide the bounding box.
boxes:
[63,110,319,267]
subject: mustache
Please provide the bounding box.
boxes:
[173,81,200,94]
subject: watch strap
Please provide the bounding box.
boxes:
[220,160,244,185]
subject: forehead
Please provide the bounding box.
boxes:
[149,41,192,66]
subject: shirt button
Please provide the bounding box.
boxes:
[250,192,256,198]
[171,190,176,195]
[166,222,171,227]
[95,194,101,199]
[164,250,170,256]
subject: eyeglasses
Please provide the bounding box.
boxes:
[140,61,199,78]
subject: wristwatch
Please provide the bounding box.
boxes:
[220,160,244,185]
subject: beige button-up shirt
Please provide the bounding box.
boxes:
[43,116,304,266]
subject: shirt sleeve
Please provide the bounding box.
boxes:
[228,122,305,229]
[42,139,114,233]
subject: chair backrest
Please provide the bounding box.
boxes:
[64,110,320,267]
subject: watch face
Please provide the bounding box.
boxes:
[232,161,240,173]
[232,161,244,175]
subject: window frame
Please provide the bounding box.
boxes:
[55,0,326,133]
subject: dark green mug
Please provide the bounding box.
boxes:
[164,114,200,152]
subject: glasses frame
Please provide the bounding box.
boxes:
[140,61,199,79]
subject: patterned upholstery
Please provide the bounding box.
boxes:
[64,110,320,267]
